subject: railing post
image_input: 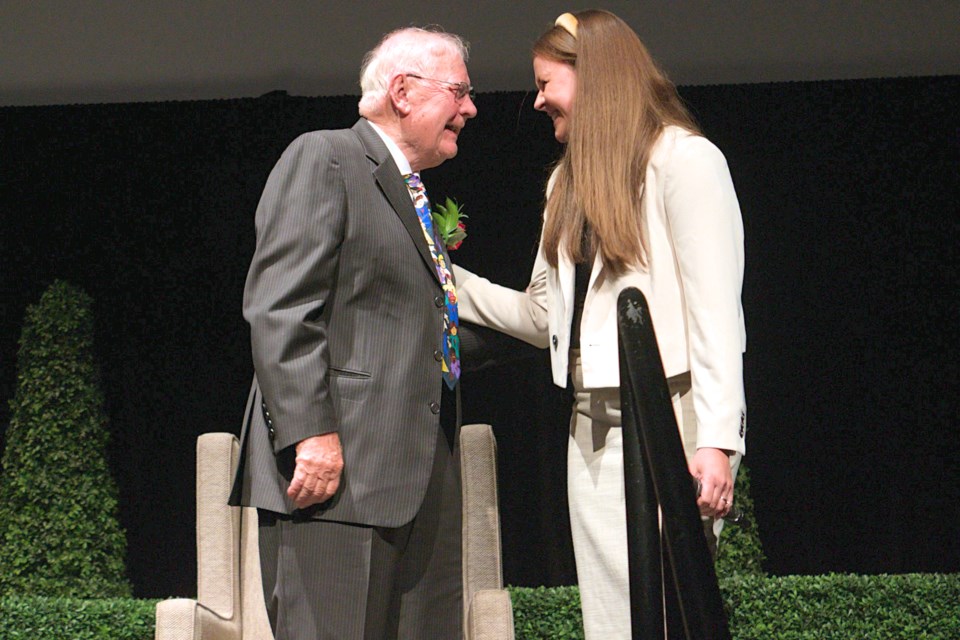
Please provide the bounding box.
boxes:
[617,287,731,640]
[620,304,666,638]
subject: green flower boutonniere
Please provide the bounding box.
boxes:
[432,198,468,251]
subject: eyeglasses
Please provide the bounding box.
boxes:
[406,73,475,102]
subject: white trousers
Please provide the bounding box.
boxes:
[567,354,741,640]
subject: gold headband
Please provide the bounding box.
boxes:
[555,12,578,38]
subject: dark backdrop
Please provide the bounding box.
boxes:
[0,76,957,598]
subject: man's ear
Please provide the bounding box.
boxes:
[388,74,411,116]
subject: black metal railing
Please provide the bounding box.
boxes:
[617,287,731,639]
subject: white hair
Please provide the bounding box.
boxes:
[358,27,470,117]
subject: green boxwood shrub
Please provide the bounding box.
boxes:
[722,573,960,640]
[508,573,960,639]
[0,596,156,640]
[511,585,582,639]
[0,280,131,597]
[0,574,957,638]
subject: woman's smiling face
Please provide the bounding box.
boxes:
[533,56,577,143]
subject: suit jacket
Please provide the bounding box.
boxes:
[455,126,746,455]
[230,119,457,528]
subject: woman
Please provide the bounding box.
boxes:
[454,9,746,638]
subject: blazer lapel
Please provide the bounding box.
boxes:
[352,120,441,284]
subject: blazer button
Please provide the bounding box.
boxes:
[552,335,558,349]
[429,401,441,415]
[434,349,443,362]
[434,294,445,308]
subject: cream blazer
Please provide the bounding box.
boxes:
[455,126,746,454]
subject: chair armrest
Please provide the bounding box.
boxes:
[461,424,514,640]
[156,599,198,640]
[156,598,241,640]
[461,423,505,596]
[196,433,242,618]
[466,589,515,640]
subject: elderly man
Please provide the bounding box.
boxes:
[230,26,477,639]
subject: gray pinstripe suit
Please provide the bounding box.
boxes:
[230,118,462,639]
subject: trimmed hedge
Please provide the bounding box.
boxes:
[510,573,960,639]
[511,585,582,639]
[0,281,131,597]
[722,573,960,640]
[0,596,156,640]
[3,574,955,639]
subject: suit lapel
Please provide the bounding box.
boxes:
[352,120,441,285]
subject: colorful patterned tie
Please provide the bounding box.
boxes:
[403,173,460,389]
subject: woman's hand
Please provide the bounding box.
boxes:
[689,447,733,518]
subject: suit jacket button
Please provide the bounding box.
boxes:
[434,349,443,362]
[434,294,445,308]
[429,401,441,415]
[552,335,558,349]
[267,426,276,441]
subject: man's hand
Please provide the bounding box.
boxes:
[689,447,733,518]
[286,432,344,509]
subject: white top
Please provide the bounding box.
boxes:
[455,126,747,454]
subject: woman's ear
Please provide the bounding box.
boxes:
[388,74,411,115]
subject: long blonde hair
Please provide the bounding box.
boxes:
[536,10,700,274]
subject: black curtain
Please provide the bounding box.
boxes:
[1,76,957,598]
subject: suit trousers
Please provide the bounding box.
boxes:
[257,386,462,640]
[567,353,741,640]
